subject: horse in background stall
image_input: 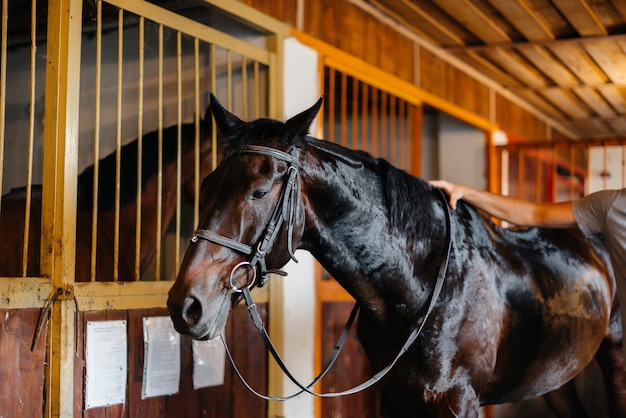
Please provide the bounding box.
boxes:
[0,105,214,281]
[168,95,626,418]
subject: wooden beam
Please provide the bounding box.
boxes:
[443,33,626,52]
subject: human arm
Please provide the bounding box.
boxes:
[428,179,577,228]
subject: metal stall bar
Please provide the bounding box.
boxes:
[175,31,183,277]
[155,23,164,281]
[113,8,124,282]
[135,15,145,282]
[0,0,6,209]
[22,0,38,277]
[90,0,102,281]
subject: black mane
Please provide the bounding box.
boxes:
[302,135,436,232]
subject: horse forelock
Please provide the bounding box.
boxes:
[222,118,290,159]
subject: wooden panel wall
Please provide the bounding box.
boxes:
[303,0,415,83]
[419,48,491,121]
[71,305,268,418]
[495,94,548,141]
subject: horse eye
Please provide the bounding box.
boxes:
[250,190,269,200]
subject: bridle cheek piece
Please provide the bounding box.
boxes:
[189,145,300,291]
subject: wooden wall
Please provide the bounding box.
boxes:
[0,304,267,418]
[0,309,47,418]
[73,305,268,418]
[240,0,571,142]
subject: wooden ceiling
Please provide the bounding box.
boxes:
[366,0,626,140]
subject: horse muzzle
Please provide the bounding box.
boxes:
[167,279,232,340]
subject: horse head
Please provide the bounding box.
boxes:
[168,94,322,340]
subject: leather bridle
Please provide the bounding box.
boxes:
[190,144,301,290]
[188,144,453,400]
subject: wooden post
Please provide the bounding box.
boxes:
[41,0,82,416]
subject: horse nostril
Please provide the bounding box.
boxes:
[181,296,202,326]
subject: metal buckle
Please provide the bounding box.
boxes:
[229,261,257,292]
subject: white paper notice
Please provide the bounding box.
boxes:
[142,316,181,399]
[85,320,127,409]
[192,337,226,389]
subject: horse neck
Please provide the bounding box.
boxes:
[298,147,448,322]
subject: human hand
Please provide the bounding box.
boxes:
[428,179,465,210]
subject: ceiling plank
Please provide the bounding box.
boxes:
[481,48,549,87]
[607,117,626,135]
[541,88,592,119]
[488,0,554,41]
[598,86,626,114]
[572,87,617,118]
[515,89,567,118]
[452,51,522,87]
[435,0,511,44]
[551,0,607,36]
[547,43,608,85]
[584,40,626,84]
[370,0,469,45]
[516,44,579,85]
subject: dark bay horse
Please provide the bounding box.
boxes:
[0,106,213,281]
[167,95,626,417]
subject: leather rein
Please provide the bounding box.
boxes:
[190,144,453,400]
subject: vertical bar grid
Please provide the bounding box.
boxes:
[30,2,273,282]
[322,66,416,169]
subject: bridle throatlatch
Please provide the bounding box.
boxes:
[188,144,453,401]
[190,145,301,290]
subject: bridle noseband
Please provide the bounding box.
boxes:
[190,144,301,290]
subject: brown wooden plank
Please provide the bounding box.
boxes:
[320,302,382,418]
[0,309,46,418]
[584,40,626,84]
[229,303,268,418]
[548,43,608,85]
[599,86,626,114]
[435,0,511,44]
[573,86,616,118]
[370,0,471,46]
[517,44,579,85]
[490,0,554,41]
[127,309,165,418]
[552,0,607,36]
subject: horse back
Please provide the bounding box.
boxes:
[456,205,614,402]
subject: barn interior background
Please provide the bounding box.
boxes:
[0,0,624,417]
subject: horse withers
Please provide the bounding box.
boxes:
[168,95,626,417]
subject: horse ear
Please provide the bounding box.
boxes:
[209,93,245,139]
[284,96,323,143]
